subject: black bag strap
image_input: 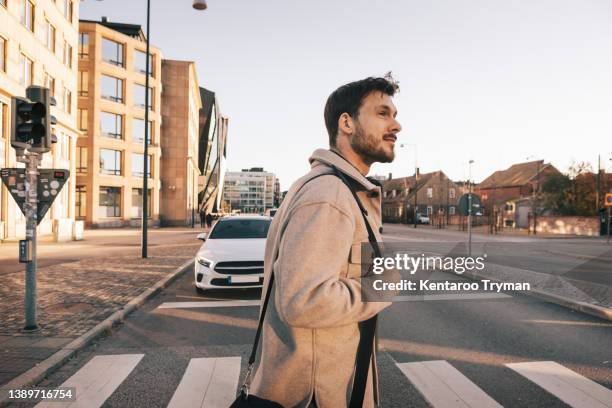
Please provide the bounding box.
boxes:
[243,168,382,408]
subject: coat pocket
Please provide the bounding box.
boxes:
[347,243,364,278]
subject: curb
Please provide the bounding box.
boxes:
[463,270,612,322]
[0,259,194,407]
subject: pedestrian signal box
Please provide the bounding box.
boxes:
[0,168,70,224]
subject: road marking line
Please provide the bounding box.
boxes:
[157,300,260,309]
[35,354,144,408]
[397,360,502,408]
[393,293,511,302]
[506,361,612,408]
[167,357,241,408]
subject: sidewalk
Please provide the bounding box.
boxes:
[0,227,204,388]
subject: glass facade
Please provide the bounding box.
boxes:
[102,38,124,67]
[131,188,151,218]
[133,84,153,110]
[99,148,121,175]
[99,187,121,217]
[101,75,123,103]
[134,49,153,76]
[99,111,122,139]
[131,153,152,178]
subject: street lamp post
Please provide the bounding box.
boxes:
[139,0,206,258]
[468,159,474,257]
[400,144,418,228]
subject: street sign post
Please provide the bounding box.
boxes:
[458,193,481,257]
[2,86,58,331]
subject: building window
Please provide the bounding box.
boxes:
[449,206,455,215]
[505,204,514,212]
[102,38,124,67]
[101,75,123,103]
[19,53,33,87]
[46,21,56,52]
[99,148,122,176]
[99,186,121,217]
[78,33,89,59]
[427,206,433,215]
[0,37,6,72]
[62,0,73,22]
[132,118,152,144]
[78,71,88,96]
[44,74,56,99]
[63,88,72,114]
[131,153,152,178]
[76,185,86,218]
[0,102,6,140]
[133,84,153,110]
[63,41,72,68]
[449,188,456,199]
[76,146,87,173]
[77,109,87,132]
[131,188,151,218]
[427,187,433,199]
[134,50,153,76]
[99,111,122,139]
[20,0,35,32]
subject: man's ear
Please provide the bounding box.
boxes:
[338,112,354,136]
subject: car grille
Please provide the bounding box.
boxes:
[214,261,264,275]
[210,277,264,287]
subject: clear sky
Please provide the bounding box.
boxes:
[81,0,612,190]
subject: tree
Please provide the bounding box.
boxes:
[540,161,597,216]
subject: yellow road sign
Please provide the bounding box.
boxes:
[605,193,612,207]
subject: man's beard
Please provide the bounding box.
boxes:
[350,122,395,164]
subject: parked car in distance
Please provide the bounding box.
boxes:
[417,213,430,224]
[194,215,271,293]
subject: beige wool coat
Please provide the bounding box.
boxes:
[249,149,392,408]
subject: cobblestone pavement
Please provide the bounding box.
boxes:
[0,229,202,386]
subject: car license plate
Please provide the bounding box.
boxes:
[229,275,260,283]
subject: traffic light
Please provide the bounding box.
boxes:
[9,86,57,155]
[27,86,57,154]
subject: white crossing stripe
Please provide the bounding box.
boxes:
[157,300,260,309]
[167,357,241,408]
[393,293,511,302]
[35,354,144,408]
[397,360,502,408]
[506,361,612,408]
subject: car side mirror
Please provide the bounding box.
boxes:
[197,233,207,241]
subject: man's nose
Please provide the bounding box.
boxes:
[391,117,402,133]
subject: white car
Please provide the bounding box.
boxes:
[194,215,271,293]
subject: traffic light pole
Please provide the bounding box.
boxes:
[22,152,40,331]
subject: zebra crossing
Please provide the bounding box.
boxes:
[33,353,612,408]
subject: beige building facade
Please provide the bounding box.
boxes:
[0,0,80,241]
[160,60,201,226]
[77,19,162,227]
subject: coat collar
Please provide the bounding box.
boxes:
[309,148,378,192]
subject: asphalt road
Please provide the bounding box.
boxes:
[13,226,612,408]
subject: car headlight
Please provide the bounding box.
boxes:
[197,256,213,268]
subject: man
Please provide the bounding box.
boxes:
[250,75,401,408]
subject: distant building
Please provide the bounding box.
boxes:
[223,168,276,213]
[1,0,80,240]
[160,59,202,226]
[77,18,163,227]
[198,87,228,215]
[474,160,561,228]
[382,170,462,223]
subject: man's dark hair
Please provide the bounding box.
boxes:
[324,73,399,147]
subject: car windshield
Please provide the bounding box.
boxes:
[209,219,271,239]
